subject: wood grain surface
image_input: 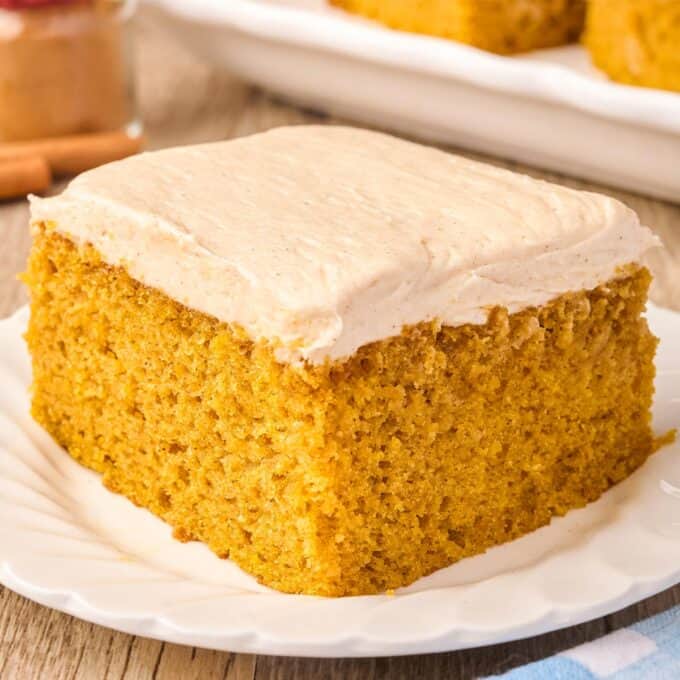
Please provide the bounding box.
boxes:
[1,10,678,680]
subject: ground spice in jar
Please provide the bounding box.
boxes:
[0,0,137,143]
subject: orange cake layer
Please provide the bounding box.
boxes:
[330,0,586,54]
[25,229,660,596]
[585,0,680,92]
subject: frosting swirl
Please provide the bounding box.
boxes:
[30,126,660,364]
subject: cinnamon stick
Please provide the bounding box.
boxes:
[0,131,145,177]
[0,155,51,200]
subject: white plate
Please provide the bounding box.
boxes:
[1,305,679,658]
[142,0,680,203]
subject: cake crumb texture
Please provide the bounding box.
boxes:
[585,0,680,92]
[329,0,586,54]
[25,230,659,596]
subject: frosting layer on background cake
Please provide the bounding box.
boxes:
[30,126,659,363]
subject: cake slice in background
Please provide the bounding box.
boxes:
[24,126,664,596]
[329,0,586,54]
[585,0,680,92]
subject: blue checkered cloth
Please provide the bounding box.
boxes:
[487,606,680,679]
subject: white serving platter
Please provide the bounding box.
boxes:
[143,0,680,203]
[1,304,679,657]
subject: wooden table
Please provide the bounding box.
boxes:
[1,11,679,680]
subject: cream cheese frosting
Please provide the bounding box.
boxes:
[30,126,660,364]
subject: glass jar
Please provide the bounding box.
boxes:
[0,0,140,144]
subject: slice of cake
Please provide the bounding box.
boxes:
[329,0,586,54]
[585,0,680,92]
[25,126,662,597]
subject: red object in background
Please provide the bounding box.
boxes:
[0,0,86,8]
